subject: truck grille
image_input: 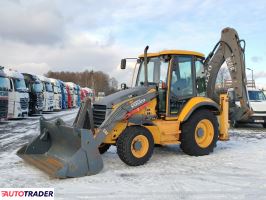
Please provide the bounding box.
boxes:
[20,98,29,110]
[36,93,44,109]
[93,104,106,128]
[49,96,53,105]
[0,99,8,118]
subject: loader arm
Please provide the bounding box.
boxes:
[204,27,251,121]
[76,89,158,146]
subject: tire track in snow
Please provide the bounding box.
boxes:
[0,109,78,152]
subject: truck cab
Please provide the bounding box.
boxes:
[58,80,68,109]
[0,67,9,120]
[49,78,62,111]
[97,92,105,102]
[76,85,81,107]
[37,75,54,112]
[82,87,95,103]
[4,68,29,118]
[66,82,76,107]
[228,87,266,127]
[23,73,44,115]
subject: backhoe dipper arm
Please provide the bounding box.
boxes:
[204,27,251,120]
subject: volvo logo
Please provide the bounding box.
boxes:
[130,99,146,109]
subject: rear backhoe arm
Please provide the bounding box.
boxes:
[204,27,251,121]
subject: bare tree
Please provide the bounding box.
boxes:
[45,70,118,95]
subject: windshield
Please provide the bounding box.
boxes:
[33,82,43,92]
[44,82,53,92]
[0,77,10,91]
[14,78,27,91]
[136,57,169,86]
[248,90,266,101]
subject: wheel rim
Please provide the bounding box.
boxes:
[195,119,214,148]
[131,135,149,158]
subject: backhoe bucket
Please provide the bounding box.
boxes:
[17,117,103,178]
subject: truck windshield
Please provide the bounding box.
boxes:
[136,57,169,86]
[33,82,43,92]
[248,90,266,101]
[0,77,10,91]
[14,78,27,91]
[45,82,53,92]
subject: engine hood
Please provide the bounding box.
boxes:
[94,86,155,109]
[249,100,266,113]
[235,100,266,114]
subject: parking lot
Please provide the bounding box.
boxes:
[0,109,265,200]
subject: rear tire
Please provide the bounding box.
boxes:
[262,123,266,128]
[116,126,154,166]
[180,109,218,156]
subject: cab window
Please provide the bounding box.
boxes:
[136,57,169,86]
[170,56,193,98]
[195,58,206,96]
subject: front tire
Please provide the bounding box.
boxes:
[98,143,111,154]
[180,109,218,156]
[116,126,154,166]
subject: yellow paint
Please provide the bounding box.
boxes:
[152,119,181,144]
[131,135,149,158]
[144,125,161,144]
[178,97,218,122]
[103,122,128,144]
[139,50,205,58]
[218,94,229,141]
[103,97,157,144]
[195,119,214,148]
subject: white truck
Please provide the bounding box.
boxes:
[37,75,54,112]
[49,78,62,111]
[96,92,105,102]
[66,82,77,107]
[4,68,29,118]
[0,67,9,120]
[228,87,266,127]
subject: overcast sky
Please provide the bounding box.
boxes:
[0,0,265,86]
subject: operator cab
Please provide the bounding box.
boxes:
[134,50,205,117]
[135,50,206,116]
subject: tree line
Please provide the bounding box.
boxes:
[45,70,118,95]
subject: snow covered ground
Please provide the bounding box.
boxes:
[0,109,266,200]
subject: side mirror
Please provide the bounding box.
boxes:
[121,83,127,90]
[121,59,126,69]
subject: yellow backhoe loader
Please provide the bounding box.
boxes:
[17,27,251,178]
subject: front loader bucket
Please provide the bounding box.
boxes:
[17,117,103,178]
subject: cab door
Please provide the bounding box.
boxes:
[8,78,15,116]
[166,55,196,116]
